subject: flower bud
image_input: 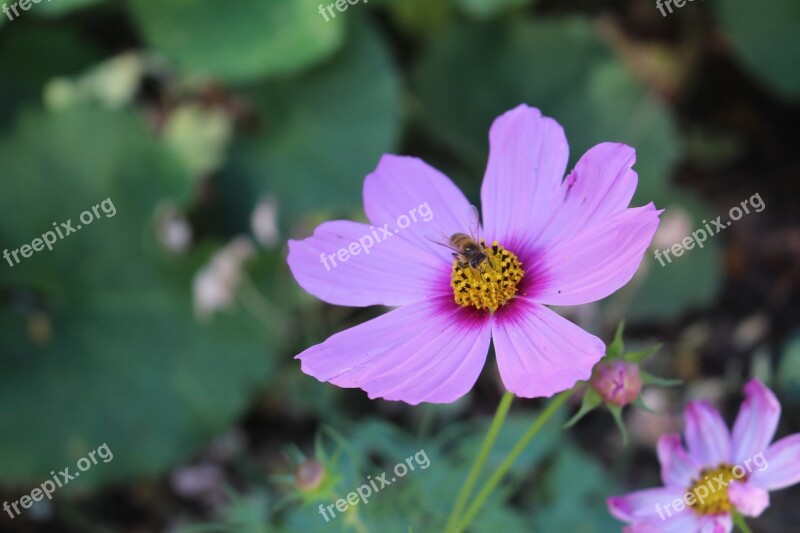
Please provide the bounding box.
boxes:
[590,360,643,407]
[294,458,326,492]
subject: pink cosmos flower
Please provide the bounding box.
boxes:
[608,378,800,532]
[287,104,660,404]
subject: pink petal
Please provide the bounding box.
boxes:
[658,433,701,488]
[607,487,685,522]
[363,154,477,264]
[697,514,733,533]
[728,481,770,517]
[491,298,604,398]
[295,296,491,405]
[623,513,703,533]
[731,378,781,464]
[748,434,800,491]
[527,203,661,306]
[288,220,448,307]
[684,401,733,466]
[532,142,639,247]
[480,105,568,245]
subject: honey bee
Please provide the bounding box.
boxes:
[447,232,489,270]
[427,206,491,271]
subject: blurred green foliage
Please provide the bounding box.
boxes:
[129,0,345,82]
[0,0,796,529]
[0,106,275,482]
[715,0,800,99]
[225,18,401,224]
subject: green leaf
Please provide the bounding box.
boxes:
[777,332,800,403]
[128,0,345,82]
[217,18,401,228]
[0,107,277,485]
[455,0,532,19]
[32,0,107,16]
[163,104,234,176]
[563,388,602,428]
[716,0,800,99]
[43,53,146,111]
[0,107,191,274]
[531,445,621,532]
[0,24,102,131]
[385,0,455,37]
[413,18,678,192]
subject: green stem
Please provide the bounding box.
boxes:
[335,491,370,533]
[347,513,370,533]
[445,391,514,533]
[459,389,572,531]
[731,511,752,533]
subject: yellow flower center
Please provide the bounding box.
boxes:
[450,240,524,312]
[687,464,740,516]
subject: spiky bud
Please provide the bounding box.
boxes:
[590,360,643,407]
[294,458,326,492]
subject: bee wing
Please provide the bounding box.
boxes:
[424,230,460,253]
[464,205,482,242]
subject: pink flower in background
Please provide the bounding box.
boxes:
[608,378,800,532]
[287,104,660,404]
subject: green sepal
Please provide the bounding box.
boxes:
[606,320,626,359]
[623,343,662,364]
[607,404,629,445]
[641,371,682,387]
[564,387,602,428]
[285,443,306,465]
[632,395,659,414]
